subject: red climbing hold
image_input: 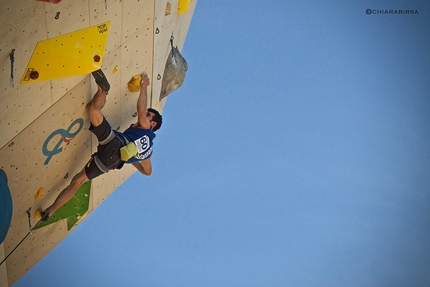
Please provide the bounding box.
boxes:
[93,55,101,63]
[30,71,39,80]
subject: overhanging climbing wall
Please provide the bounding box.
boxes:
[0,0,197,286]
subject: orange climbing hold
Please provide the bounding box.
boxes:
[34,187,44,200]
[34,207,43,220]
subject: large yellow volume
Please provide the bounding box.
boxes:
[21,22,110,84]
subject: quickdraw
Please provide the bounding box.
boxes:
[9,49,15,88]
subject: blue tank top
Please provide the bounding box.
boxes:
[118,125,156,163]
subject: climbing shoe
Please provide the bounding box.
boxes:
[40,210,50,222]
[92,69,110,93]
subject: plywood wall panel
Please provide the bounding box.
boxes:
[50,75,88,103]
[43,0,90,37]
[0,1,51,149]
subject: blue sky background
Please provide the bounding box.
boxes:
[16,1,430,287]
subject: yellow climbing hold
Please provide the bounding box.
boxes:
[34,187,44,200]
[35,207,43,220]
[127,74,142,92]
[113,65,119,73]
[21,22,110,83]
[178,0,191,14]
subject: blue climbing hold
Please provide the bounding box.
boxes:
[0,169,13,244]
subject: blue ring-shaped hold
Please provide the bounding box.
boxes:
[0,169,13,244]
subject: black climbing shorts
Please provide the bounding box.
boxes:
[85,117,125,180]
